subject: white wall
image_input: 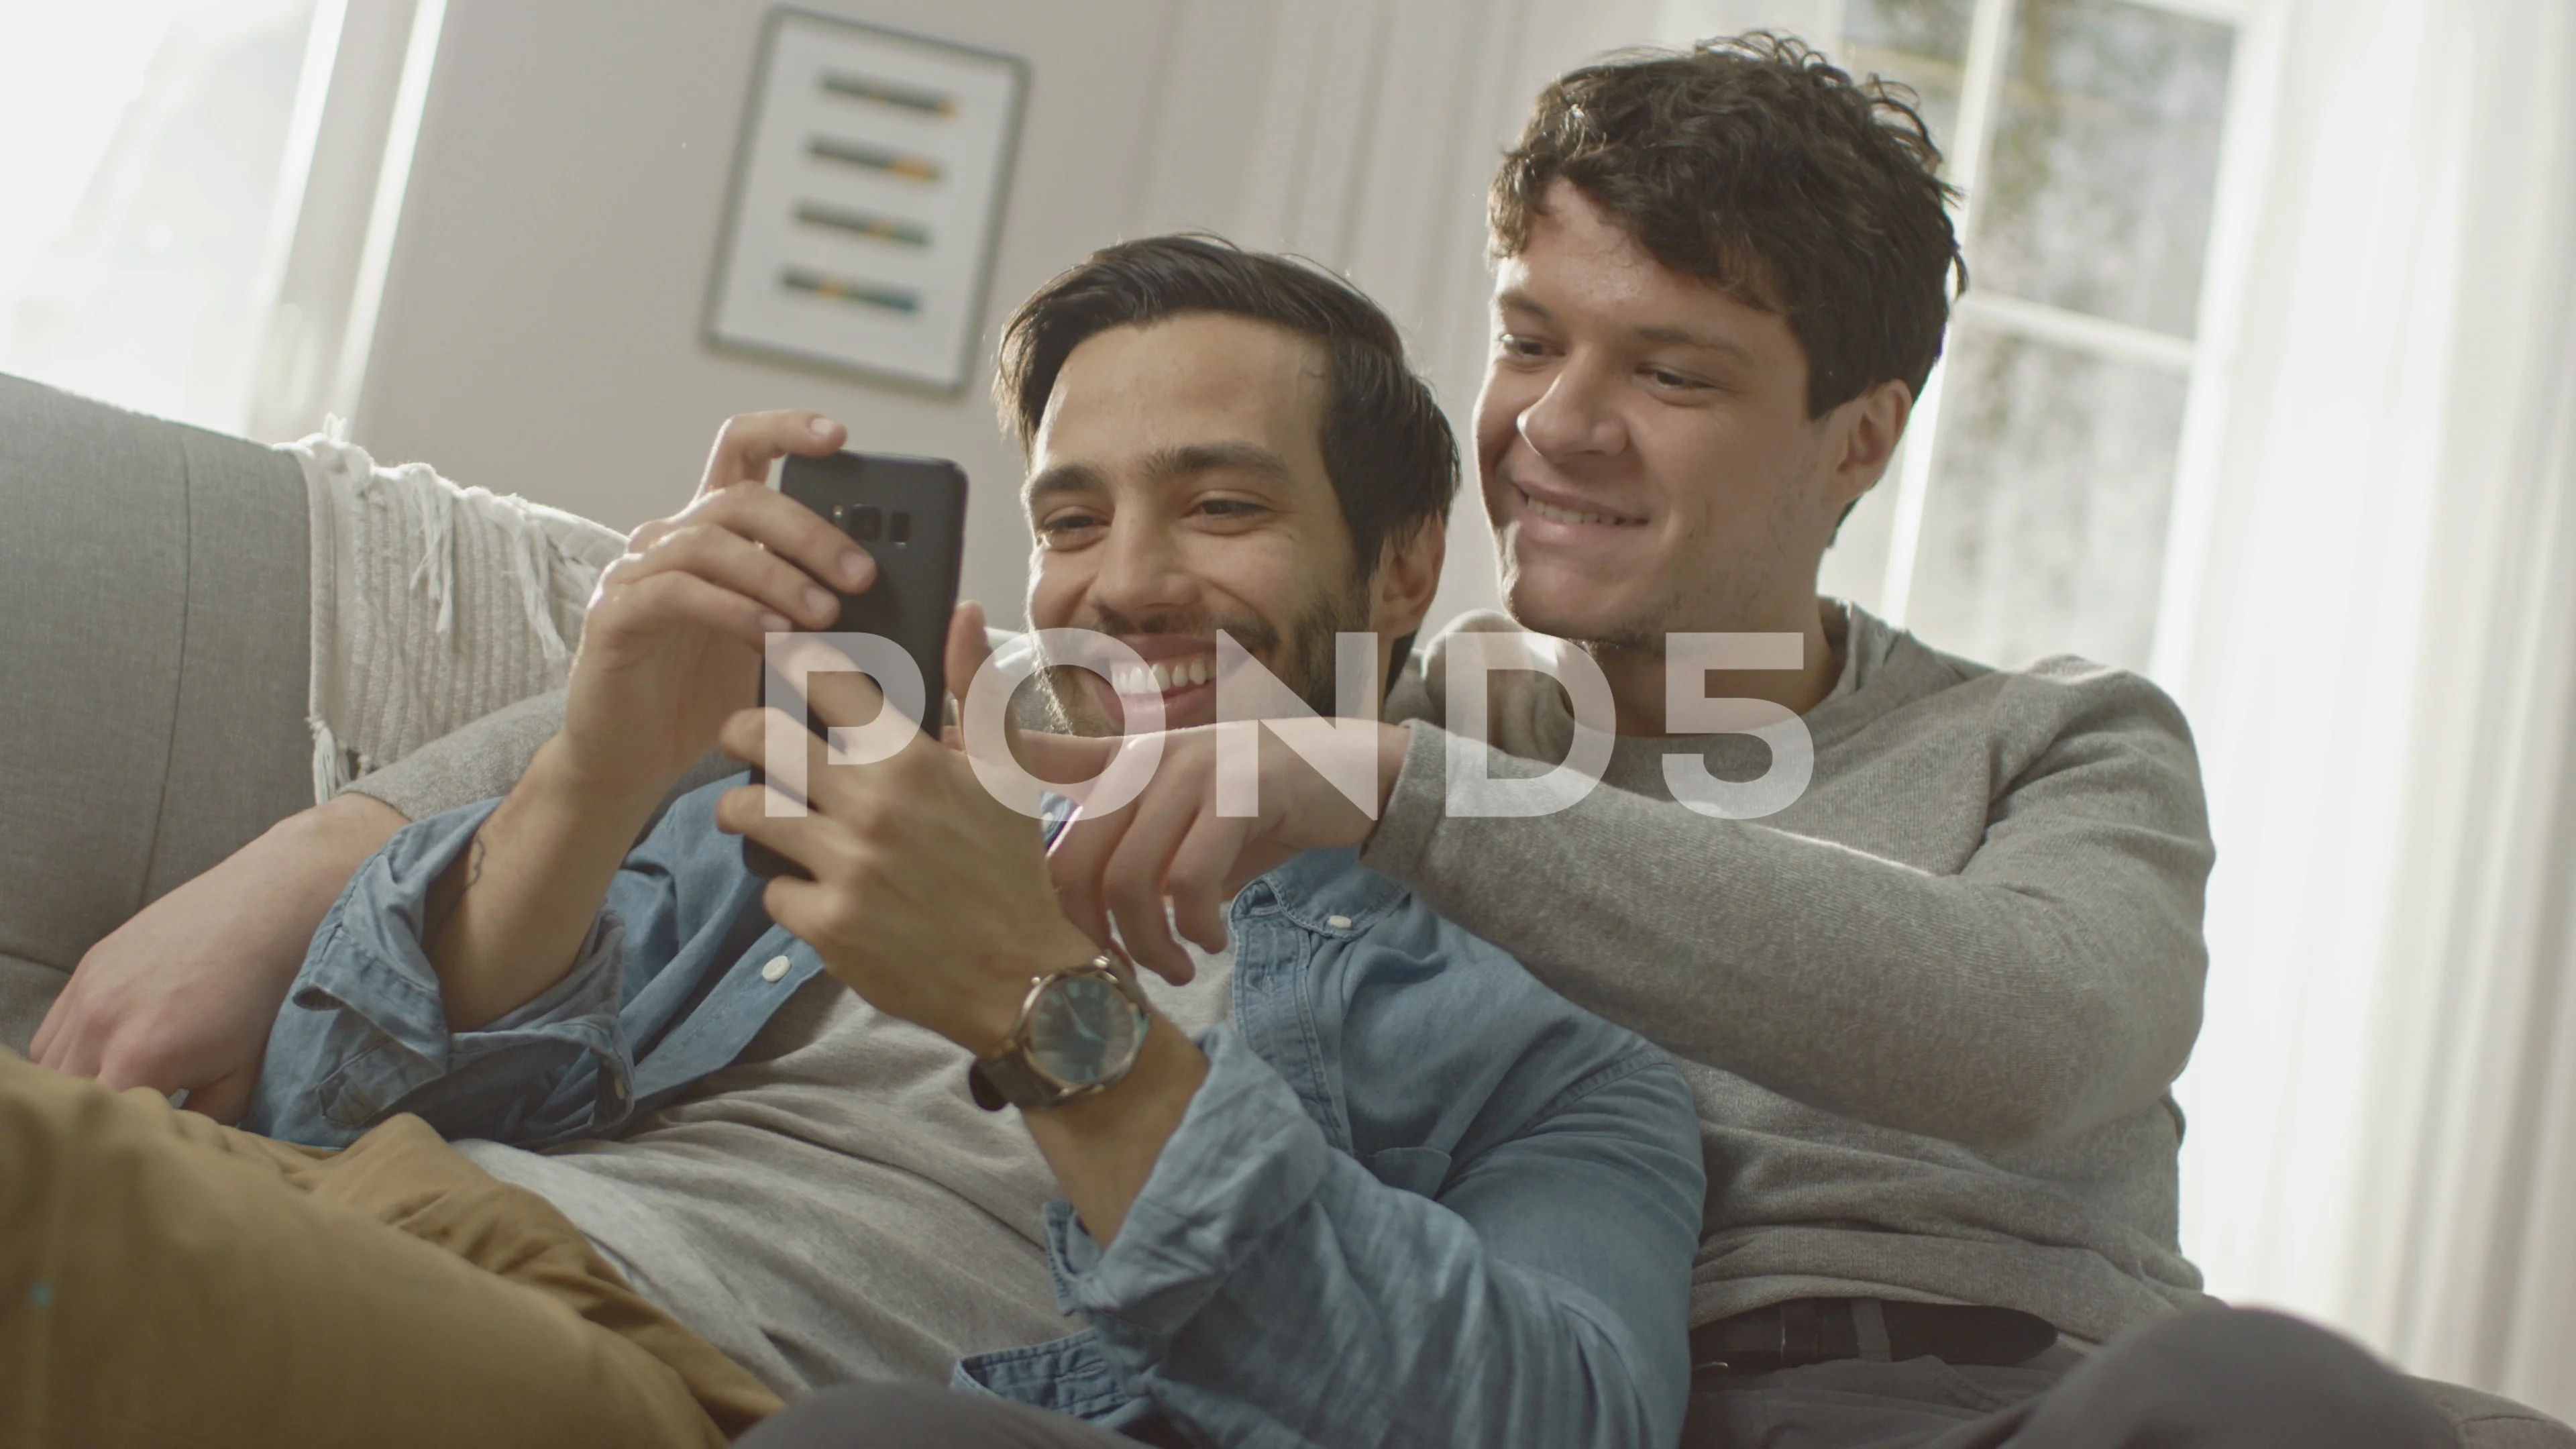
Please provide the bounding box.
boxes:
[347,0,1181,627]
[339,0,1682,632]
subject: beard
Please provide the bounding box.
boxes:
[1037,574,1375,737]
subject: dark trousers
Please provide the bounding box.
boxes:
[737,1309,2463,1448]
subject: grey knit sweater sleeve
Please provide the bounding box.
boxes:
[1361,627,2214,1156]
[340,687,737,828]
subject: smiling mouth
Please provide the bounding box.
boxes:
[1109,655,1214,697]
[1518,486,1643,527]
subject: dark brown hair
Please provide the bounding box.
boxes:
[1491,32,1964,417]
[995,235,1458,582]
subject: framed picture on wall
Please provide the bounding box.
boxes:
[704,9,1028,394]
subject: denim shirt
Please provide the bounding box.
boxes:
[248,775,1704,1449]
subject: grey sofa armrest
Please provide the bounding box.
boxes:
[0,374,312,1047]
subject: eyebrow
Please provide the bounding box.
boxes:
[1022,462,1104,509]
[1634,323,1758,366]
[1496,287,1760,366]
[1022,440,1296,511]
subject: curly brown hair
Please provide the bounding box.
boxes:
[1491,32,1964,418]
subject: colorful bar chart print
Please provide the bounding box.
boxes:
[793,201,933,249]
[819,70,956,117]
[706,11,1026,392]
[804,136,944,183]
[779,265,922,313]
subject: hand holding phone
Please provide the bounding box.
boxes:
[747,450,969,879]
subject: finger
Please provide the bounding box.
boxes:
[719,698,915,844]
[33,997,105,1079]
[618,519,847,631]
[93,1046,181,1097]
[945,598,991,714]
[760,874,888,997]
[1010,731,1126,797]
[27,983,66,1060]
[1045,806,1128,950]
[763,633,895,738]
[698,411,847,498]
[1163,806,1254,954]
[686,484,875,598]
[1099,777,1207,985]
[716,708,826,815]
[595,568,793,658]
[186,1062,258,1125]
[714,780,852,878]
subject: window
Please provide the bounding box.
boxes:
[1814,0,2250,675]
[0,0,331,433]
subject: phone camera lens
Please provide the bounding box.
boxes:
[853,506,883,541]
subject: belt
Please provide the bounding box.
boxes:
[1690,1298,2060,1375]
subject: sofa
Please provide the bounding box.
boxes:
[1,370,2567,1445]
[0,372,313,1056]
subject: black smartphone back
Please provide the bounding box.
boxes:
[747,449,968,879]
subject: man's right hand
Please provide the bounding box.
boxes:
[28,790,407,1122]
[558,411,873,800]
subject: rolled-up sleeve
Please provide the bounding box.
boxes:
[1040,1024,1701,1449]
[246,798,633,1147]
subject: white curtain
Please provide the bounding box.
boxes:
[2171,0,2576,1418]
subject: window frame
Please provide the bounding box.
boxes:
[1853,0,2283,686]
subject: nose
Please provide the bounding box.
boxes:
[1087,513,1198,622]
[1514,358,1625,462]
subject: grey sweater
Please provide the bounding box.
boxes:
[348,600,2215,1346]
[1366,604,2214,1342]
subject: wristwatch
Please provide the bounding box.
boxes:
[968,951,1154,1112]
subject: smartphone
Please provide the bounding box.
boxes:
[746,449,969,879]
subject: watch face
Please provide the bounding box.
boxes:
[1026,971,1145,1089]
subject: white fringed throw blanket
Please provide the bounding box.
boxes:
[282,423,628,804]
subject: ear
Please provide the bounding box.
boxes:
[1369,513,1446,641]
[1825,378,1913,512]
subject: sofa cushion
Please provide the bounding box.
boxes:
[0,374,309,975]
[2411,1377,2576,1448]
[0,951,67,1057]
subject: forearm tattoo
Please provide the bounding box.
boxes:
[423,833,488,949]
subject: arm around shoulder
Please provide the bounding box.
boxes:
[1364,663,2215,1151]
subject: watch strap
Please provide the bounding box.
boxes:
[969,1052,1053,1112]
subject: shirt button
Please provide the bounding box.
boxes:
[1326,914,1353,930]
[761,955,792,982]
[606,1075,627,1102]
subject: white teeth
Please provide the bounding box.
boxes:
[1109,657,1212,696]
[1523,492,1630,527]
